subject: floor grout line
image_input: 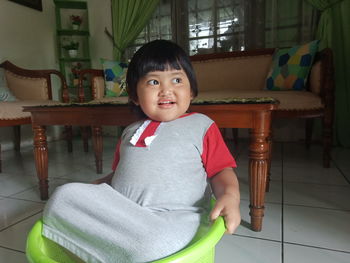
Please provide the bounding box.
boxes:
[283,241,350,254]
[282,203,350,212]
[0,245,26,254]
[276,180,350,187]
[5,195,45,204]
[0,210,42,232]
[332,159,350,185]
[233,233,282,244]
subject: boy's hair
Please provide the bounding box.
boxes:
[126,40,198,116]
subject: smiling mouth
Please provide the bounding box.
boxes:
[158,101,175,105]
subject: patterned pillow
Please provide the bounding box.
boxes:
[100,59,128,97]
[0,69,17,101]
[266,40,320,91]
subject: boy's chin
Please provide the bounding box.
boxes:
[148,113,184,122]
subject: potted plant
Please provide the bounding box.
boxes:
[70,15,82,30]
[62,41,79,58]
[71,62,83,86]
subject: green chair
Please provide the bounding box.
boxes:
[26,216,225,263]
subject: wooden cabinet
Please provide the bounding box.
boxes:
[54,0,91,101]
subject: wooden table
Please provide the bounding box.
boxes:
[23,100,278,231]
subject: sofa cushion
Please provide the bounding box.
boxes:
[195,90,323,111]
[0,86,17,102]
[192,55,272,91]
[0,69,17,101]
[100,59,128,97]
[266,40,319,91]
[4,70,49,100]
[0,100,62,120]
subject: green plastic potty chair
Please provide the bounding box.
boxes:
[26,216,225,263]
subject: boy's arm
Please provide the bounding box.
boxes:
[209,167,241,234]
[92,171,115,185]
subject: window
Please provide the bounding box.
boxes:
[126,0,318,58]
[125,0,172,59]
[188,0,245,55]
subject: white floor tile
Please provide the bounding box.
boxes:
[10,178,74,203]
[0,173,38,197]
[235,200,282,241]
[57,165,108,183]
[332,147,350,163]
[239,176,282,204]
[282,142,324,162]
[0,213,42,251]
[284,182,350,210]
[46,159,83,178]
[284,205,350,252]
[283,165,348,185]
[215,234,281,263]
[235,161,282,183]
[0,198,43,230]
[0,247,27,263]
[284,243,350,263]
[0,153,37,175]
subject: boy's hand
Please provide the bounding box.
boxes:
[210,193,241,234]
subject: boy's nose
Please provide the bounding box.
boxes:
[159,86,172,96]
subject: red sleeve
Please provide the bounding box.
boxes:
[201,123,237,178]
[111,139,122,171]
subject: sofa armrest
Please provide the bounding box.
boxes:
[78,69,104,102]
[0,60,68,102]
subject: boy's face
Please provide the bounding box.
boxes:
[134,68,193,122]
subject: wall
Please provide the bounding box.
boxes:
[87,0,114,67]
[0,0,114,150]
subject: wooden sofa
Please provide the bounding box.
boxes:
[0,61,69,172]
[77,48,335,169]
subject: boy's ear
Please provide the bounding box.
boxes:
[132,99,139,106]
[190,92,195,100]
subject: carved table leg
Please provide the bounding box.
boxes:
[265,128,273,192]
[32,125,49,200]
[248,112,270,231]
[92,126,103,174]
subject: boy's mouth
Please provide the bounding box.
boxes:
[158,100,175,105]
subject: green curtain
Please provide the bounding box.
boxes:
[111,0,159,61]
[307,0,350,147]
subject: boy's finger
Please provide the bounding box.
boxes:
[224,215,241,234]
[209,206,221,221]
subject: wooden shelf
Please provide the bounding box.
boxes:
[54,1,87,9]
[59,57,90,62]
[55,0,91,102]
[57,30,89,36]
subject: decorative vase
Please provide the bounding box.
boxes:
[72,24,80,30]
[68,49,78,58]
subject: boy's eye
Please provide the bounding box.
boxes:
[172,78,181,84]
[147,79,159,85]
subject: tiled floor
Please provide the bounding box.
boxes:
[0,136,349,263]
